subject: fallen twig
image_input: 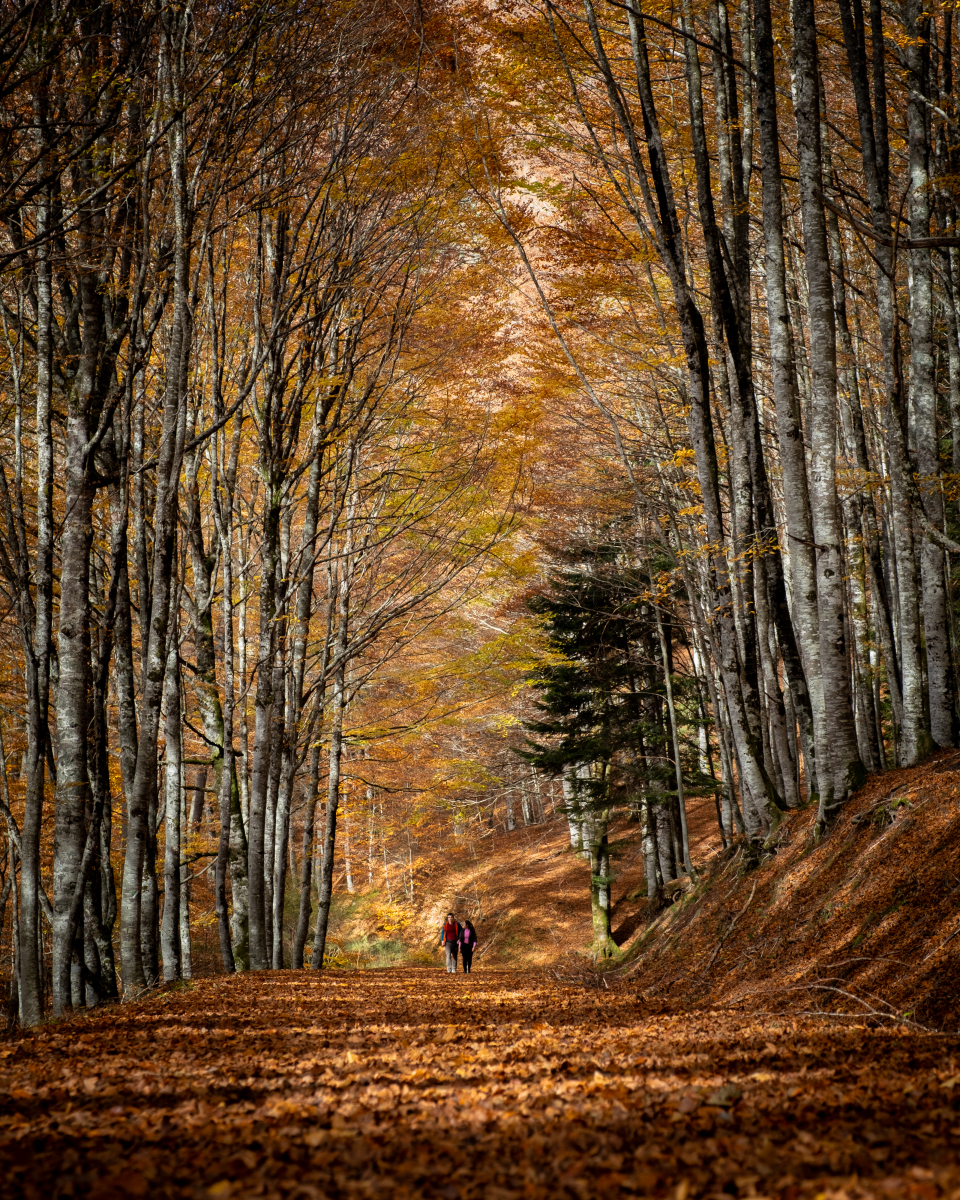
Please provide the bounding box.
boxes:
[475,932,502,959]
[728,978,957,1035]
[921,922,960,962]
[702,879,757,975]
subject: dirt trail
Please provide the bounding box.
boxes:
[1,968,959,1199]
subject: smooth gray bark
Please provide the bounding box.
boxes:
[906,0,955,748]
[292,740,322,969]
[246,509,278,970]
[160,640,182,982]
[312,501,354,969]
[186,434,249,967]
[272,444,326,966]
[311,613,348,968]
[791,0,865,818]
[654,604,694,876]
[18,179,54,1027]
[837,0,930,765]
[214,491,237,975]
[119,79,190,992]
[52,275,98,1017]
[754,0,822,796]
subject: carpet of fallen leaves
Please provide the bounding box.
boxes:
[1,968,959,1199]
[620,750,960,1032]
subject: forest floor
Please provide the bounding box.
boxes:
[5,757,960,1197]
[1,967,959,1199]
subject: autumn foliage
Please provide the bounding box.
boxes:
[2,968,959,1198]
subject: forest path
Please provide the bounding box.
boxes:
[1,967,959,1198]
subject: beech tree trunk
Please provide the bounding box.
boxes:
[119,86,190,991]
[18,175,54,1027]
[792,0,865,818]
[754,0,822,799]
[311,601,349,969]
[906,0,955,748]
[161,640,182,982]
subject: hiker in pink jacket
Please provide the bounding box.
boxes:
[459,920,478,973]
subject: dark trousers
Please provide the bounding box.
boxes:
[461,947,473,973]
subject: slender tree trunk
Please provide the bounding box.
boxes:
[754,0,822,797]
[19,180,54,1026]
[654,605,694,875]
[263,655,285,965]
[367,787,376,881]
[906,0,955,748]
[655,800,676,883]
[946,251,960,480]
[343,803,354,894]
[311,501,354,968]
[89,511,121,1003]
[270,707,292,968]
[247,499,279,971]
[311,645,347,968]
[837,0,929,766]
[792,0,864,819]
[849,550,882,771]
[214,489,237,975]
[53,341,97,1017]
[588,816,614,956]
[562,770,584,852]
[179,766,192,980]
[641,793,659,899]
[755,559,799,807]
[292,741,321,969]
[119,245,188,993]
[161,639,182,981]
[187,447,249,966]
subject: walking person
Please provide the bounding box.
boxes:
[460,920,478,973]
[439,912,460,974]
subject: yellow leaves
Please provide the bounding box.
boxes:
[727,531,781,565]
[372,899,411,935]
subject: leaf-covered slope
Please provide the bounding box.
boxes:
[619,750,960,1031]
[320,798,724,970]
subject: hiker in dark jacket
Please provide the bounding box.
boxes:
[459,920,478,973]
[440,913,461,973]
